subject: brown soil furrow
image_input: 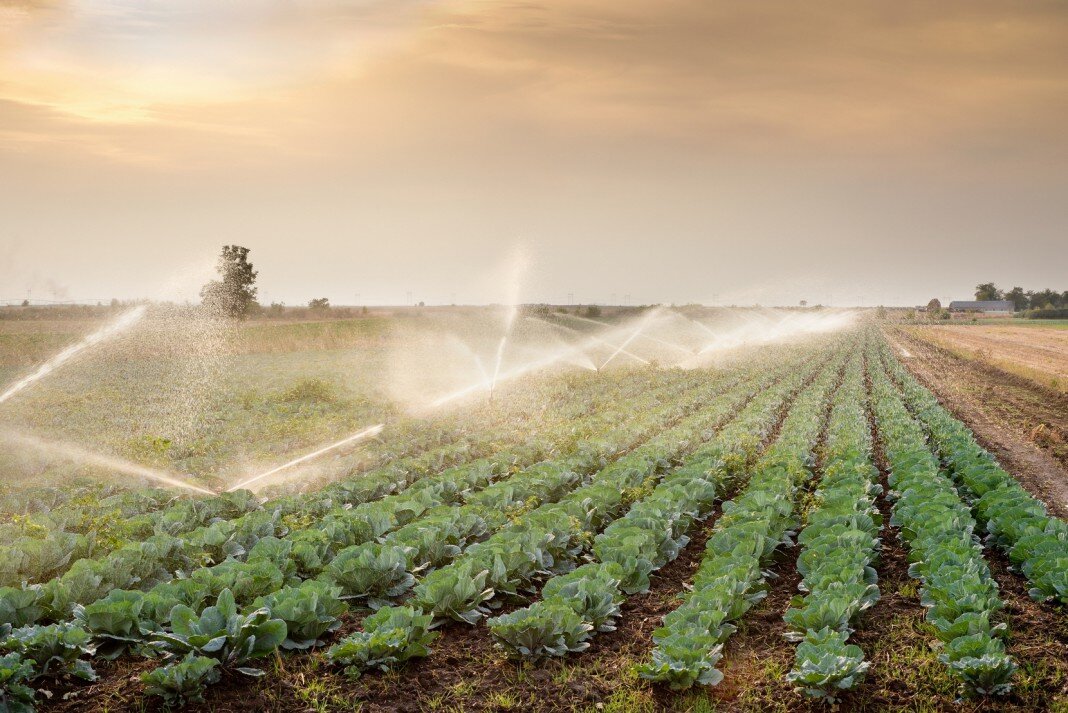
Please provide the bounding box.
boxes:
[890,328,1068,518]
[853,360,1068,713]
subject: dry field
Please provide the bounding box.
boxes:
[904,324,1068,393]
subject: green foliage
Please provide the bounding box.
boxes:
[788,627,868,702]
[2,623,97,682]
[884,344,1068,607]
[326,606,438,678]
[200,245,258,319]
[0,587,45,629]
[142,653,221,709]
[253,580,347,650]
[640,353,844,690]
[974,282,1002,301]
[0,652,36,713]
[871,344,1015,696]
[410,561,493,624]
[74,589,149,659]
[487,602,593,659]
[280,378,335,403]
[539,563,624,633]
[638,634,724,689]
[321,543,417,609]
[150,589,286,677]
[938,633,1016,696]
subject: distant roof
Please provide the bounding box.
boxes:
[948,300,1015,311]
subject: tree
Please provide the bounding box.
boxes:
[1005,287,1028,311]
[201,246,258,319]
[927,298,941,312]
[308,297,330,310]
[974,282,1001,301]
[1029,289,1060,310]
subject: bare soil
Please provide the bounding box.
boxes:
[890,328,1068,518]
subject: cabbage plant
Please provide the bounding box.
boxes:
[142,654,221,709]
[327,606,437,678]
[150,589,286,677]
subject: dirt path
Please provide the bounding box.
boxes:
[888,328,1068,519]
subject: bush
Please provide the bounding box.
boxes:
[281,378,335,403]
[150,589,286,677]
[1019,308,1068,319]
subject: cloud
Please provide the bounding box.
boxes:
[0,1,1064,308]
[1,0,1065,171]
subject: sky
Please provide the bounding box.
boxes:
[1,0,1066,307]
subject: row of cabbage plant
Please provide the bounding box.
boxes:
[868,347,1015,696]
[133,358,786,700]
[1,369,694,627]
[636,347,845,689]
[0,371,637,589]
[783,349,881,701]
[486,342,832,660]
[325,341,839,677]
[881,344,1067,605]
[0,368,734,708]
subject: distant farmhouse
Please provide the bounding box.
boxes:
[947,300,1015,314]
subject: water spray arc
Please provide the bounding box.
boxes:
[489,305,518,401]
[561,312,693,356]
[226,423,385,492]
[525,317,649,366]
[428,340,599,409]
[0,429,214,495]
[599,309,660,370]
[0,306,147,405]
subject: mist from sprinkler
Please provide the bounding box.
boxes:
[227,423,385,492]
[599,309,661,370]
[525,316,649,366]
[0,428,215,495]
[0,306,147,405]
[560,312,693,356]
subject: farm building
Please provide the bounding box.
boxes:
[947,300,1015,313]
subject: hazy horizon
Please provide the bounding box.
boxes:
[2,1,1066,307]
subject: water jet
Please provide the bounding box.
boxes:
[227,423,385,492]
[0,428,215,495]
[0,306,147,405]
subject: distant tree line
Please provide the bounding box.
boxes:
[974,282,1068,311]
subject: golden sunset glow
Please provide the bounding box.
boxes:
[1,1,1066,304]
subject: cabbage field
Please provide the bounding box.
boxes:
[0,322,1065,712]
